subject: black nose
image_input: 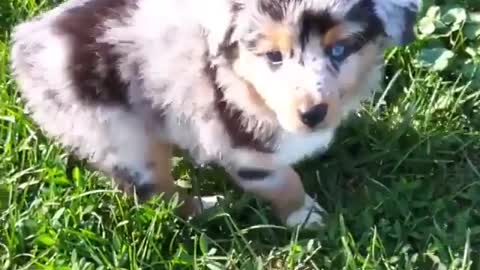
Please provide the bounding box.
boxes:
[300,103,328,128]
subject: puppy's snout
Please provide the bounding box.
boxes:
[299,103,328,128]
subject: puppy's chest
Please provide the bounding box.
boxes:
[272,129,335,165]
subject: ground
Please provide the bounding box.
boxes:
[1,0,480,269]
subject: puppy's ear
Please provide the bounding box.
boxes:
[373,0,421,46]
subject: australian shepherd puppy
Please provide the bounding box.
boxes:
[10,0,420,228]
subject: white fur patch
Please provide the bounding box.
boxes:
[276,129,335,165]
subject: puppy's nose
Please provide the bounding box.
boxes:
[300,103,328,128]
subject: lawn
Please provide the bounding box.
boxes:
[1,0,480,269]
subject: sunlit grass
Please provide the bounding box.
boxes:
[1,0,479,269]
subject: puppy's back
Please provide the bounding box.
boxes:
[9,0,136,160]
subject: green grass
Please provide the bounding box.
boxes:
[1,0,480,269]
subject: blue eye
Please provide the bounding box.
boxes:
[330,44,345,59]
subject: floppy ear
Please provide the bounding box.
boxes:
[373,0,421,46]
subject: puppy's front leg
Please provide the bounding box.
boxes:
[231,166,326,228]
[143,141,202,218]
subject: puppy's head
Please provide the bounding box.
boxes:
[221,0,420,133]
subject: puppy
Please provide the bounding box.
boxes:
[10,0,420,228]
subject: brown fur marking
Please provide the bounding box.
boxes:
[256,25,293,53]
[54,0,138,106]
[321,24,345,47]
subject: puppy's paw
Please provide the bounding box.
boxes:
[285,195,326,229]
[194,195,224,212]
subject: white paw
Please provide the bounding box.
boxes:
[285,195,326,229]
[194,195,224,212]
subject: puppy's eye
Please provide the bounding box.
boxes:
[330,44,345,58]
[265,51,283,65]
[328,43,351,63]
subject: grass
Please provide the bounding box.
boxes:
[1,0,480,269]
